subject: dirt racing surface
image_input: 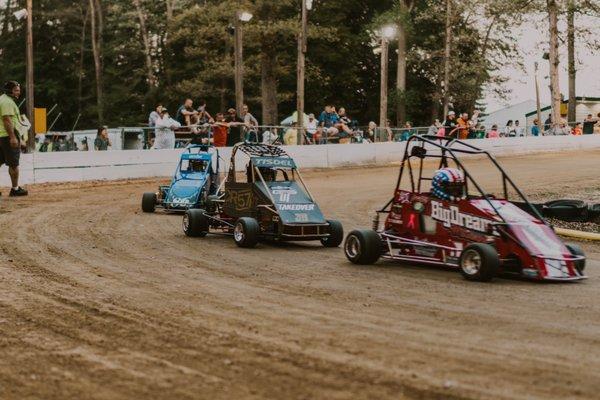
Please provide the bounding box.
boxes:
[1,150,600,400]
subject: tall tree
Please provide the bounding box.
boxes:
[567,0,576,124]
[442,0,452,117]
[89,0,104,124]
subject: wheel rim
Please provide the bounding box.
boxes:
[345,235,361,258]
[461,249,481,275]
[234,223,245,242]
[182,214,190,232]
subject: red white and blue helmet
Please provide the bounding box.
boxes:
[432,167,466,201]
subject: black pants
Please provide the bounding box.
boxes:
[0,136,20,167]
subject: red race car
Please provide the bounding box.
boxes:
[344,135,586,282]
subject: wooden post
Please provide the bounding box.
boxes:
[296,0,307,145]
[26,0,35,151]
[547,0,561,133]
[379,37,389,130]
[234,13,244,117]
[567,0,576,125]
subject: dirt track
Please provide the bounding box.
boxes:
[1,150,600,400]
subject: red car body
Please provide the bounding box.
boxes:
[344,135,586,282]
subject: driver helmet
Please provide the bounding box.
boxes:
[189,159,206,172]
[431,167,466,201]
[258,167,275,181]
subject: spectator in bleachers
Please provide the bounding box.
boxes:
[504,120,516,137]
[443,111,457,137]
[366,121,377,142]
[427,119,441,135]
[317,105,340,143]
[148,104,163,127]
[284,124,298,145]
[196,100,214,124]
[384,119,393,142]
[176,98,198,127]
[153,108,180,149]
[456,113,469,139]
[531,119,541,136]
[306,113,318,144]
[572,122,583,135]
[514,120,524,137]
[241,104,259,143]
[94,126,111,151]
[487,124,500,139]
[225,108,244,146]
[212,113,229,147]
[582,114,596,135]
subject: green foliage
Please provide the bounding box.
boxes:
[0,0,531,129]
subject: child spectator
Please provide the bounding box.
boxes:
[571,122,583,135]
[487,124,500,139]
[212,113,228,147]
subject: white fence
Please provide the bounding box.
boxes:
[2,135,600,186]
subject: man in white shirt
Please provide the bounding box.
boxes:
[152,108,180,149]
[306,113,318,144]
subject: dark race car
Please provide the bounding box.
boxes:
[344,135,586,282]
[141,145,221,213]
[182,142,343,248]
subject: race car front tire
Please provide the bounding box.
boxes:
[566,243,586,274]
[459,243,499,282]
[142,192,157,213]
[344,229,382,265]
[183,209,209,237]
[321,220,344,247]
[234,217,259,248]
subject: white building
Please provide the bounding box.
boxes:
[480,100,538,129]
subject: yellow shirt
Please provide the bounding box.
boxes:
[0,94,20,138]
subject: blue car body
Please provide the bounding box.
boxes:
[157,146,218,211]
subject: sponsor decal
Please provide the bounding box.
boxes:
[272,187,298,203]
[253,157,296,169]
[278,203,315,211]
[294,213,309,222]
[431,200,492,233]
[172,197,191,205]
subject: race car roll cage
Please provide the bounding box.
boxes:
[227,142,318,207]
[379,134,547,225]
[374,135,583,270]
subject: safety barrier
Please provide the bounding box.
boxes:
[1,134,600,186]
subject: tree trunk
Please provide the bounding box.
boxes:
[1,0,12,39]
[567,0,576,124]
[547,0,561,131]
[395,22,406,126]
[260,47,278,126]
[133,0,156,87]
[166,0,174,20]
[89,0,104,124]
[77,5,89,115]
[442,0,452,117]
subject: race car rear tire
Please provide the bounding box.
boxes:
[459,243,499,282]
[183,209,209,237]
[566,243,586,274]
[344,229,382,265]
[234,217,259,248]
[321,220,344,247]
[142,192,157,213]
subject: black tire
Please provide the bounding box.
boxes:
[589,203,600,220]
[141,192,157,213]
[565,243,586,274]
[544,199,588,222]
[183,209,209,237]
[344,229,382,265]
[233,217,260,248]
[459,243,500,282]
[321,220,344,247]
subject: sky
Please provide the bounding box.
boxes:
[482,13,600,113]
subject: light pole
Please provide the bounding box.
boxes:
[379,25,397,132]
[296,0,312,145]
[234,11,252,117]
[14,4,35,151]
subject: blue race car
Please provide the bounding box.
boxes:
[141,145,221,213]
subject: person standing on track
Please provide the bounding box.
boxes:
[0,81,27,197]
